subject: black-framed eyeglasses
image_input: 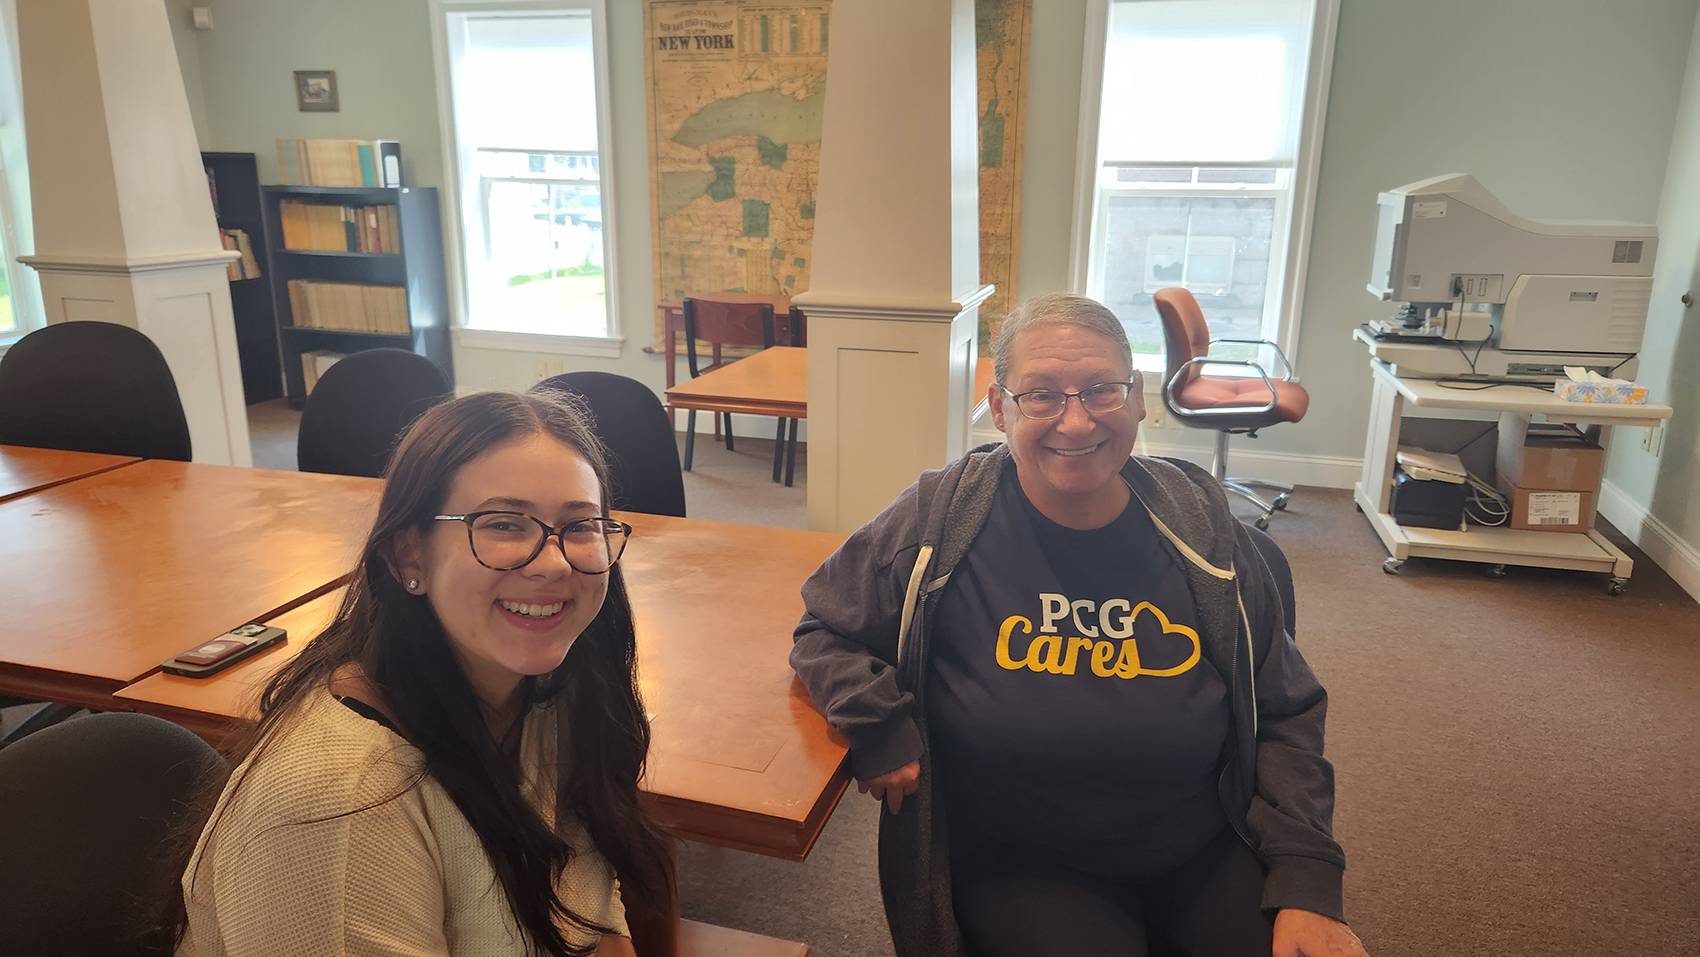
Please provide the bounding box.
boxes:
[432,511,633,574]
[1001,381,1136,420]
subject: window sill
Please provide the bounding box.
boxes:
[453,327,624,358]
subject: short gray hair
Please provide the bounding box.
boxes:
[992,293,1133,386]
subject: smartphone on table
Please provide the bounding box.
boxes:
[162,623,287,678]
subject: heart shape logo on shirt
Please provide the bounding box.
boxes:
[1122,601,1201,677]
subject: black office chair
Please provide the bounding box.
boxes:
[0,321,191,460]
[297,348,452,478]
[1244,521,1297,637]
[0,712,227,956]
[535,371,687,518]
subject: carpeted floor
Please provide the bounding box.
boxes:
[671,457,1700,957]
[242,406,1700,957]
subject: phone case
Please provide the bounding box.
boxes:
[161,625,288,678]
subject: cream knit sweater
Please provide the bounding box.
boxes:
[178,689,627,955]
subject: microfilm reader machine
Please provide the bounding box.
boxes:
[1360,174,1656,382]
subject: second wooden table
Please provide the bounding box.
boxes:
[0,461,378,707]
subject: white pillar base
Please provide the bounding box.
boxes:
[800,285,991,533]
[24,252,252,467]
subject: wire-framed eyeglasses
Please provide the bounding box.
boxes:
[432,511,632,574]
[1001,381,1136,420]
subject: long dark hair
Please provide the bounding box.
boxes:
[172,390,673,955]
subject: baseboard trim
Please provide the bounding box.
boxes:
[1597,480,1700,603]
[968,430,1361,490]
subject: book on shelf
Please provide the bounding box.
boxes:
[276,138,402,188]
[277,200,401,254]
[204,166,219,211]
[218,228,262,281]
[300,349,346,396]
[286,279,410,335]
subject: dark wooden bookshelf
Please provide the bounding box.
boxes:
[203,152,284,404]
[260,185,452,409]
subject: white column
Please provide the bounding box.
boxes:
[16,0,249,466]
[792,0,989,533]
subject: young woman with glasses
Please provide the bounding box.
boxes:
[169,390,671,956]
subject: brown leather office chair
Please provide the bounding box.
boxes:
[1153,287,1310,529]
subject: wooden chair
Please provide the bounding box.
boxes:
[681,297,799,483]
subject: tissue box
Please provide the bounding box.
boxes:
[1554,378,1647,404]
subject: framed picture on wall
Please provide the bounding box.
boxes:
[294,70,339,112]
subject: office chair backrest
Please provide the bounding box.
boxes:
[681,298,775,378]
[1244,521,1297,637]
[536,371,687,517]
[1152,287,1213,393]
[0,321,192,460]
[297,348,452,478]
[775,307,807,347]
[0,712,227,956]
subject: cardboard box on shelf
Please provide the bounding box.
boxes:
[1499,481,1596,533]
[1496,421,1604,493]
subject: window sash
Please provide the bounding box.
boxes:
[1090,177,1295,359]
[1069,0,1338,375]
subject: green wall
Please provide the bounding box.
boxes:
[1603,13,1700,567]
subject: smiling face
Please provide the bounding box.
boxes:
[394,432,609,711]
[989,323,1144,527]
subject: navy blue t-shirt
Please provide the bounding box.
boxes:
[930,467,1230,879]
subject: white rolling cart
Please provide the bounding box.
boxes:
[1352,335,1673,594]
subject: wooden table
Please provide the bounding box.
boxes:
[116,510,852,862]
[666,346,998,424]
[665,345,809,421]
[0,461,379,708]
[0,445,139,504]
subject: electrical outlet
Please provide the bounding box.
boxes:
[1642,423,1665,456]
[531,358,568,385]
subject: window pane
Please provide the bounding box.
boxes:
[1100,194,1275,355]
[482,177,606,337]
[451,11,610,337]
[1115,166,1193,184]
[1196,167,1277,185]
[1100,0,1312,164]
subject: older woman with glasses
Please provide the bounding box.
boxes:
[791,294,1367,957]
[169,391,671,957]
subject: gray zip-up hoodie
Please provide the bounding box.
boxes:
[791,444,1344,957]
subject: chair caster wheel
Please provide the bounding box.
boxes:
[1487,564,1507,578]
[1607,577,1628,596]
[1382,558,1404,575]
[1273,492,1290,511]
[1254,515,1270,531]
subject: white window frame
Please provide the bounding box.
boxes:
[1067,0,1339,381]
[0,0,41,351]
[429,0,624,358]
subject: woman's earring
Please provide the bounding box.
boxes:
[405,578,420,593]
